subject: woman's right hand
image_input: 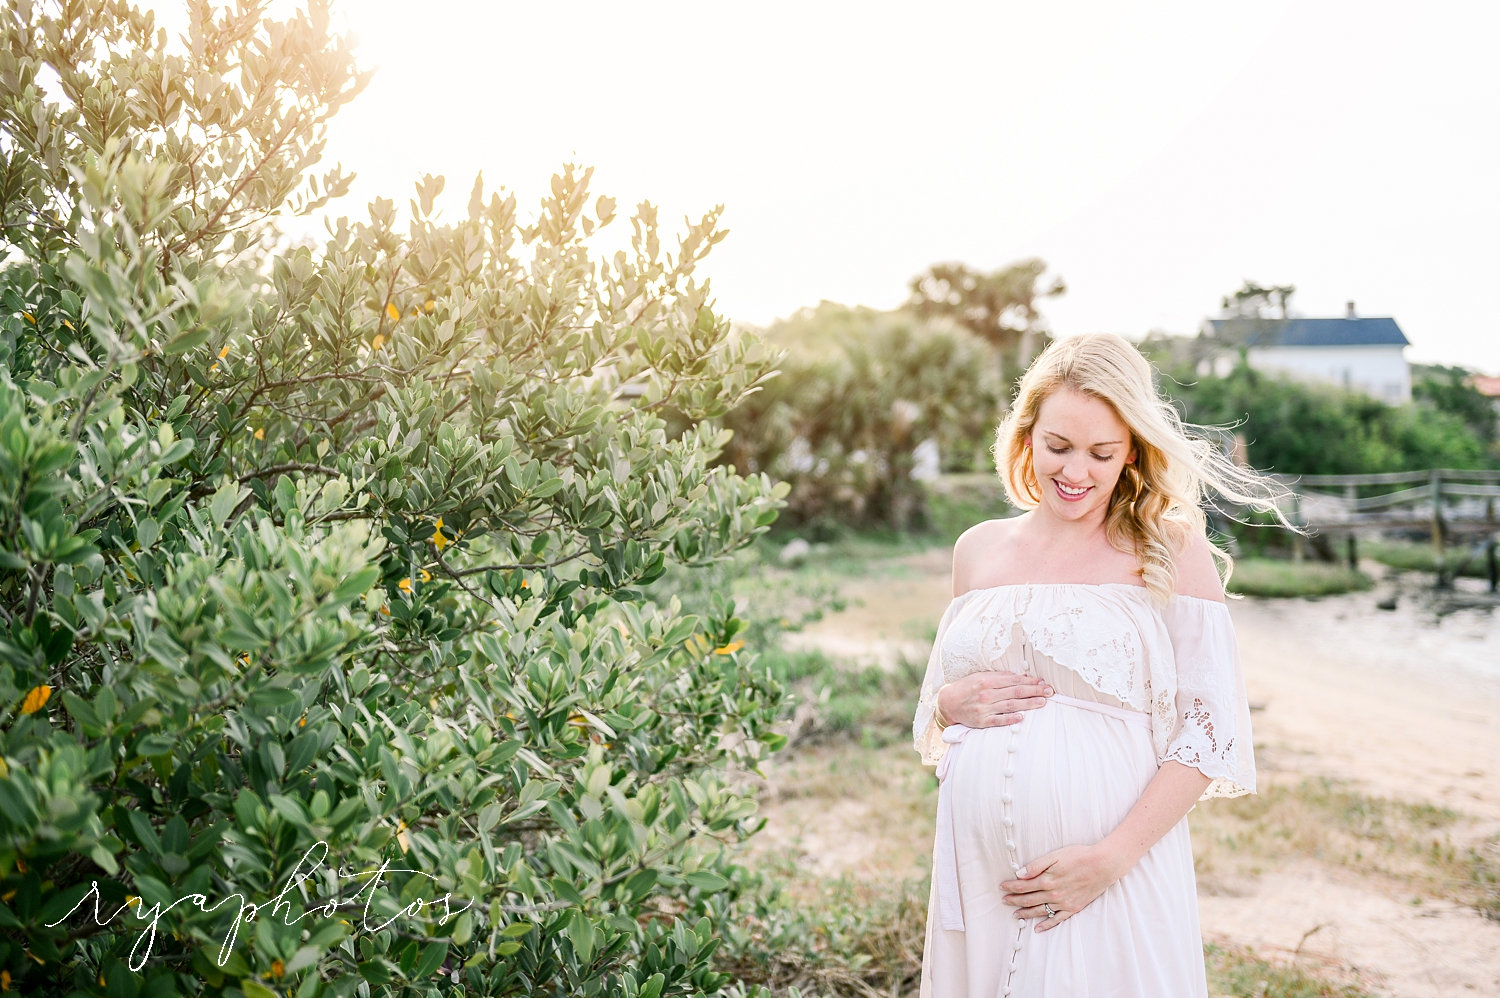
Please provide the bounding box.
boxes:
[938,672,1053,727]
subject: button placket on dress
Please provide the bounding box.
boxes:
[999,587,1035,998]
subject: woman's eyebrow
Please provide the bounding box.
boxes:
[1042,430,1123,448]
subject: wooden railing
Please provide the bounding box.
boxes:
[1270,468,1500,589]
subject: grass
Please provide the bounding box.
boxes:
[1190,774,1500,920]
[1204,943,1373,998]
[1224,558,1374,597]
[1363,537,1494,580]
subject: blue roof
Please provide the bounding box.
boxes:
[1206,316,1409,348]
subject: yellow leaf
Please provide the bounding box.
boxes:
[396,820,410,854]
[422,298,436,314]
[217,345,230,359]
[379,605,391,616]
[398,578,412,592]
[0,757,7,777]
[271,958,284,978]
[2,968,9,990]
[253,427,265,440]
[298,716,306,728]
[20,685,51,714]
[370,333,386,352]
[20,311,35,324]
[418,568,432,582]
[209,362,219,372]
[713,640,744,656]
[384,302,400,322]
[520,578,528,589]
[568,714,587,725]
[14,859,24,873]
[62,319,73,330]
[1,890,13,902]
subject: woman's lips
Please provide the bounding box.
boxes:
[1053,480,1091,502]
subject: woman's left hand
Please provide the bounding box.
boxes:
[999,844,1123,932]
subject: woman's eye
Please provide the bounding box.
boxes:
[1047,446,1067,455]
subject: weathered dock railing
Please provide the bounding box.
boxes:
[1270,468,1500,589]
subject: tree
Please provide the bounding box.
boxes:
[0,2,788,994]
[1219,280,1296,320]
[905,259,1065,393]
[1412,363,1498,453]
[721,303,1003,533]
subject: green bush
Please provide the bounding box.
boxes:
[1163,364,1492,476]
[0,3,794,994]
[719,304,1003,533]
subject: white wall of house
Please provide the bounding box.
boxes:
[1247,344,1411,404]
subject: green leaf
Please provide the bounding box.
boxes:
[682,870,729,892]
[411,940,447,979]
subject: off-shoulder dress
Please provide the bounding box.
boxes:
[912,583,1255,997]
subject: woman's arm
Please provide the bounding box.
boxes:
[998,761,1210,930]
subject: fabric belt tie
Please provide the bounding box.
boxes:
[932,695,1150,933]
[934,723,970,931]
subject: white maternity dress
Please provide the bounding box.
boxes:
[912,583,1255,997]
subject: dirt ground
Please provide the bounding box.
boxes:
[762,546,1500,997]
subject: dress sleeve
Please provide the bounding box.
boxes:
[1157,597,1256,799]
[913,598,959,767]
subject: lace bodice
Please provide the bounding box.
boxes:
[912,583,1255,800]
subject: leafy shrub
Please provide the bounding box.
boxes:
[0,3,794,995]
[720,304,1003,533]
[1163,364,1492,475]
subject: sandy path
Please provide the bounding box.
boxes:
[775,547,1500,996]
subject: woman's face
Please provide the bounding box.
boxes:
[1027,386,1136,525]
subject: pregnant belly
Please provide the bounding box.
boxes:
[941,696,1159,876]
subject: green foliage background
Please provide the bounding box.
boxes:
[1151,358,1497,475]
[719,303,1004,535]
[0,2,800,995]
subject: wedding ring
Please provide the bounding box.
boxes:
[1043,903,1058,918]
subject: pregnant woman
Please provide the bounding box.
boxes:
[912,333,1290,996]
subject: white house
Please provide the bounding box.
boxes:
[1200,302,1411,404]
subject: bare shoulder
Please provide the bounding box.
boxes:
[951,517,1020,598]
[1172,525,1226,603]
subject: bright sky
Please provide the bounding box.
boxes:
[151,1,1500,373]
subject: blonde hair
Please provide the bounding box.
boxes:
[993,333,1295,602]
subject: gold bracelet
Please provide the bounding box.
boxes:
[933,685,951,729]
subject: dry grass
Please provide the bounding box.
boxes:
[1191,771,1500,919]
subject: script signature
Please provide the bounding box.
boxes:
[45,841,475,971]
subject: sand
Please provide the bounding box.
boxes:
[777,547,1500,997]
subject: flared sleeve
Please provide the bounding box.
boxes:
[913,598,960,767]
[1154,597,1256,799]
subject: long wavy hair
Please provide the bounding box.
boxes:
[993,333,1295,602]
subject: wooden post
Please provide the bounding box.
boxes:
[1430,469,1449,589]
[1289,490,1305,563]
[1488,539,1498,594]
[1346,533,1358,571]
